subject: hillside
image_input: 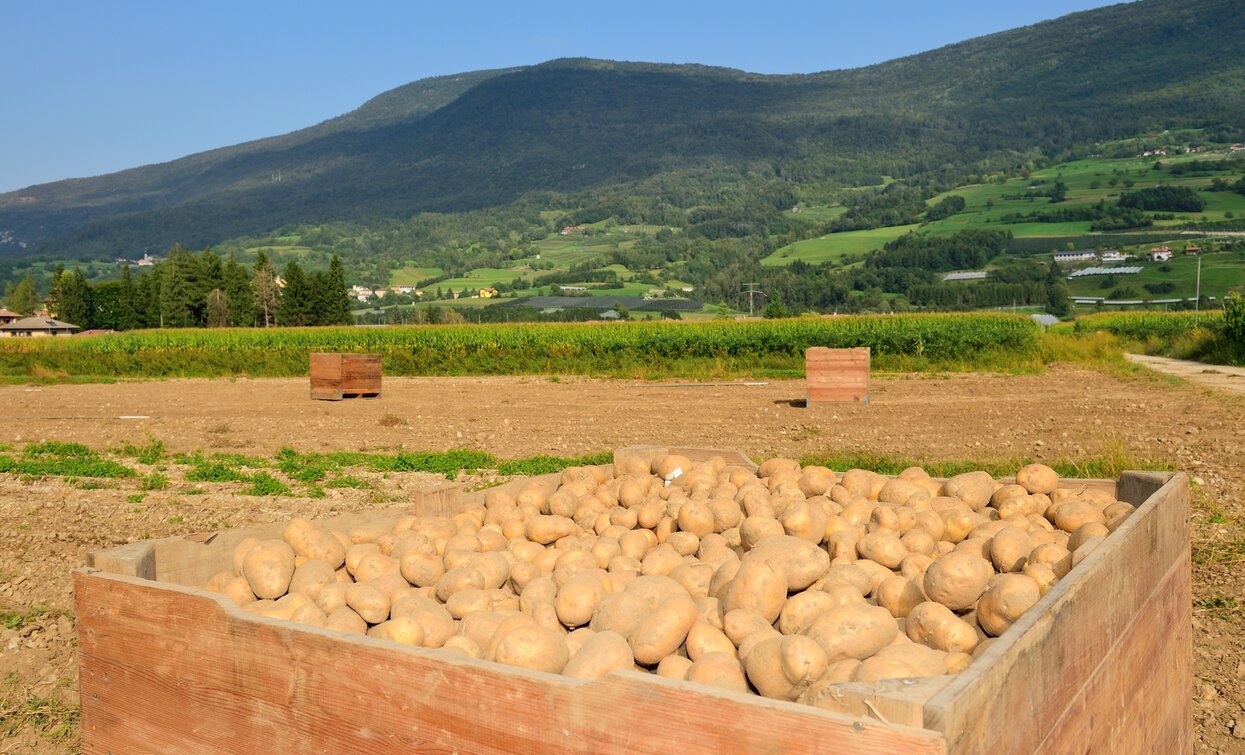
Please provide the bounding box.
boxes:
[1,0,1244,260]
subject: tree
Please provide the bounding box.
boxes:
[158,246,196,328]
[58,268,94,328]
[206,288,230,327]
[5,274,40,315]
[319,255,352,325]
[223,255,255,326]
[252,252,280,327]
[1049,180,1068,203]
[762,294,788,319]
[277,261,312,326]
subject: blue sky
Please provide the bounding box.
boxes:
[0,1,1117,193]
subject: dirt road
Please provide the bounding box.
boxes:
[1126,353,1245,396]
[1,366,1242,752]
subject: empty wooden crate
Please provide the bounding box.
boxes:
[309,353,381,400]
[806,346,870,405]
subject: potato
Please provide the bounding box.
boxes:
[989,527,1034,573]
[977,574,1042,636]
[656,654,695,679]
[923,552,992,611]
[284,519,347,569]
[1015,464,1058,495]
[232,537,260,576]
[722,558,787,623]
[722,608,773,647]
[685,620,736,661]
[220,575,257,606]
[1067,521,1110,552]
[875,576,926,619]
[776,590,837,635]
[346,583,390,624]
[802,604,897,662]
[669,562,714,601]
[745,535,830,591]
[852,643,947,682]
[1052,501,1107,533]
[685,652,749,692]
[325,606,367,635]
[589,590,649,638]
[440,636,483,659]
[856,531,907,569]
[744,634,827,701]
[780,500,830,543]
[740,516,785,550]
[494,625,570,674]
[242,540,297,600]
[630,596,698,665]
[435,566,486,603]
[527,515,577,545]
[942,472,995,510]
[370,616,426,647]
[906,602,978,654]
[289,603,327,627]
[821,562,873,597]
[555,572,608,628]
[563,630,635,680]
[1021,561,1059,596]
[288,559,337,600]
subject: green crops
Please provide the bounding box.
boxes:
[1074,311,1224,340]
[0,314,1041,379]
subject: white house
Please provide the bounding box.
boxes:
[1100,250,1127,263]
[1053,250,1096,264]
[1150,247,1173,262]
[0,317,80,338]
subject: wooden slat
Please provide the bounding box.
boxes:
[75,571,946,755]
[1035,549,1192,755]
[802,676,952,728]
[923,472,1188,753]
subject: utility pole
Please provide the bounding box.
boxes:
[1195,255,1201,311]
[741,283,767,316]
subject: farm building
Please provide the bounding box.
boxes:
[1052,250,1096,263]
[1151,247,1173,262]
[0,316,80,337]
[942,271,989,282]
[0,308,20,325]
[1099,250,1127,263]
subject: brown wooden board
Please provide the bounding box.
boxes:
[75,571,945,755]
[806,347,870,405]
[78,450,1190,754]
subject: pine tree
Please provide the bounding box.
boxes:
[321,255,352,325]
[158,246,195,328]
[277,260,312,326]
[206,288,230,327]
[223,255,256,326]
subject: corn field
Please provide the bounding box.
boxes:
[0,314,1042,379]
[1073,311,1224,340]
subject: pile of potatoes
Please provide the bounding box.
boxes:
[204,453,1133,707]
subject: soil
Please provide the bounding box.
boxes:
[1,364,1242,753]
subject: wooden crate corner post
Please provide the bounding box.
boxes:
[806,346,870,406]
[310,353,382,400]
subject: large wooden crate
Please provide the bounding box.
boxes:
[806,347,870,405]
[309,353,382,400]
[75,447,1191,754]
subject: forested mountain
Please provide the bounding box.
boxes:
[1,0,1242,259]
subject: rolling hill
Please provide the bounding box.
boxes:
[1,0,1243,260]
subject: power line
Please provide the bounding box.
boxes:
[740,283,767,316]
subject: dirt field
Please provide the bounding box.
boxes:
[2,365,1243,752]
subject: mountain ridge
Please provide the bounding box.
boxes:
[3,0,1243,258]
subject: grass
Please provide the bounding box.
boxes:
[0,441,135,479]
[113,437,166,465]
[763,225,919,266]
[0,674,79,746]
[388,266,444,286]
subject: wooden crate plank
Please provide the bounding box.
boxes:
[1035,549,1192,755]
[924,472,1189,753]
[76,571,946,755]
